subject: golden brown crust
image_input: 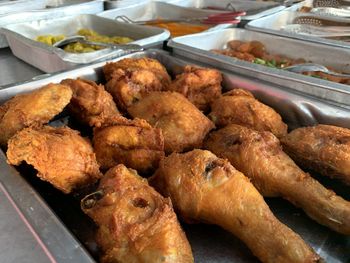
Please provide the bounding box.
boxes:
[281,124,350,185]
[93,116,165,174]
[7,125,102,194]
[150,149,319,263]
[166,66,222,112]
[204,124,350,235]
[128,92,214,154]
[208,89,287,138]
[61,78,120,127]
[81,165,193,263]
[0,83,72,146]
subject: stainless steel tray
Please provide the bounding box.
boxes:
[98,1,235,34]
[1,49,349,263]
[0,0,46,15]
[246,3,350,49]
[165,0,286,21]
[1,14,169,73]
[0,0,103,48]
[168,28,350,109]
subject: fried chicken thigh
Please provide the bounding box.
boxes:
[7,126,102,194]
[61,78,119,127]
[208,89,287,138]
[103,58,171,111]
[149,150,319,263]
[93,116,164,174]
[127,92,214,153]
[0,83,72,146]
[281,124,350,185]
[81,164,193,263]
[204,124,350,235]
[166,66,222,111]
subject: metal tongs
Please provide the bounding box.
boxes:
[52,35,142,51]
[115,11,246,25]
[284,63,350,78]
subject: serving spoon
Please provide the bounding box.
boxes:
[284,63,350,77]
[52,35,142,51]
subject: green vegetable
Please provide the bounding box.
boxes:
[254,58,266,65]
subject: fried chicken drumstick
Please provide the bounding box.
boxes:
[205,124,350,235]
[61,78,119,127]
[128,92,214,153]
[281,124,350,185]
[7,126,102,193]
[166,66,222,112]
[208,89,287,138]
[81,164,193,263]
[150,149,319,263]
[0,83,72,146]
[93,116,164,174]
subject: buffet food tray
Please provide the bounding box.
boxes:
[1,14,169,73]
[1,49,349,263]
[246,5,350,49]
[165,0,285,22]
[0,0,103,48]
[98,1,234,34]
[0,0,46,15]
[168,28,350,109]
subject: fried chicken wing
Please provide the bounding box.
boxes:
[93,116,164,174]
[7,126,102,194]
[60,78,119,127]
[81,164,193,263]
[103,58,171,111]
[208,89,287,138]
[127,92,214,153]
[166,66,222,112]
[0,83,72,146]
[204,124,350,235]
[281,125,350,185]
[149,149,319,263]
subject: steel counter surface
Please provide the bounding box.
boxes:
[0,48,43,87]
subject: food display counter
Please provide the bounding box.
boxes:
[0,1,349,263]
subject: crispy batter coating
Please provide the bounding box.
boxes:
[93,116,164,174]
[150,150,319,263]
[7,126,102,194]
[127,92,214,153]
[166,66,222,111]
[103,58,171,111]
[208,89,287,138]
[105,68,165,111]
[281,125,350,185]
[204,124,350,235]
[0,83,72,146]
[60,78,119,127]
[81,165,194,263]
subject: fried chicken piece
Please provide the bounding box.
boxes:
[7,126,102,194]
[103,58,171,111]
[0,83,72,146]
[81,165,193,263]
[281,124,350,185]
[166,66,222,112]
[204,124,350,235]
[149,150,319,263]
[93,116,164,174]
[105,68,165,111]
[103,58,171,84]
[128,92,214,153]
[208,89,287,138]
[60,78,119,127]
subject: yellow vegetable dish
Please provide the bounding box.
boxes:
[36,29,133,53]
